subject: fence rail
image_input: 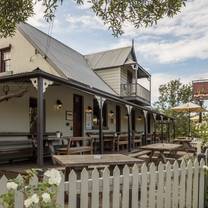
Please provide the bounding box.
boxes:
[0,159,205,208]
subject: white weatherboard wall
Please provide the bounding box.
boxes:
[135,110,145,132]
[0,85,36,133]
[0,30,59,76]
[121,67,127,85]
[45,85,94,136]
[95,68,120,94]
[0,83,147,136]
[0,94,29,132]
[105,101,116,131]
[120,105,128,132]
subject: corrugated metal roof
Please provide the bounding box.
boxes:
[18,23,117,95]
[85,46,132,69]
[85,46,150,78]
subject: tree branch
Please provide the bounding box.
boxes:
[0,89,27,102]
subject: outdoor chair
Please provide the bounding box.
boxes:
[132,132,142,149]
[115,134,128,152]
[146,133,153,144]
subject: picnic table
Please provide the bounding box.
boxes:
[173,138,196,153]
[53,154,143,169]
[140,143,182,163]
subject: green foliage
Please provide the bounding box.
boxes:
[154,79,193,137]
[0,169,61,208]
[0,0,186,38]
[0,0,33,38]
[193,122,208,145]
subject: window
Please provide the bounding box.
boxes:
[0,46,11,73]
[92,99,108,129]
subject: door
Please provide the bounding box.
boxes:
[116,105,121,133]
[73,94,83,136]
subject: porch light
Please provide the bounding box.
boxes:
[137,115,143,121]
[56,99,63,110]
[109,110,114,118]
[86,106,92,113]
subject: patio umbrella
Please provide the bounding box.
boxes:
[171,102,207,136]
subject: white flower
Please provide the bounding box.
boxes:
[203,165,208,171]
[44,169,62,186]
[6,182,18,191]
[24,194,39,207]
[31,194,39,204]
[42,193,51,203]
[24,198,32,208]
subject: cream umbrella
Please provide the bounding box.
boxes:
[171,102,207,136]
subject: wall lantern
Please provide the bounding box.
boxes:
[56,99,63,110]
[109,110,114,118]
[85,106,92,113]
[137,115,143,121]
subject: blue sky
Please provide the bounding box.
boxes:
[28,0,208,104]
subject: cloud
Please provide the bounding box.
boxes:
[27,1,46,27]
[113,0,208,64]
[66,14,107,31]
[69,0,208,64]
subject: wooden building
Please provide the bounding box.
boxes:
[0,23,173,166]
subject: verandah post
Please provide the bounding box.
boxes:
[37,76,44,167]
[96,96,106,154]
[126,105,132,152]
[143,110,148,145]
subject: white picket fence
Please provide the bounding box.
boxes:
[0,159,206,208]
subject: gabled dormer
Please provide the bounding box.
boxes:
[85,46,151,106]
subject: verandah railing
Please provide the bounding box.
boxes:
[120,83,151,104]
[0,159,205,208]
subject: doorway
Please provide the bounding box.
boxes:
[73,94,83,136]
[116,105,121,133]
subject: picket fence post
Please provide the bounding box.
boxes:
[0,175,8,208]
[199,159,205,208]
[102,167,110,208]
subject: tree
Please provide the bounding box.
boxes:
[0,0,186,38]
[154,79,193,137]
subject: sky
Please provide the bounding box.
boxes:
[28,0,208,104]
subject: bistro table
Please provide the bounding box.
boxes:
[140,143,182,163]
[53,154,143,169]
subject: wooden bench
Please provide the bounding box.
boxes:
[0,139,34,164]
[56,137,93,155]
[128,150,151,158]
